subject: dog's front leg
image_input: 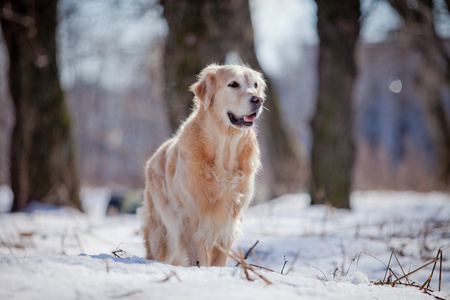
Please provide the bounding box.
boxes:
[180,227,209,267]
[210,243,230,267]
[193,237,209,267]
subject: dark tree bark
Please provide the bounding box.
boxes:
[311,0,360,208]
[387,0,450,188]
[1,0,82,211]
[162,0,302,196]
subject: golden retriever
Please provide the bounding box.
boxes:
[138,64,266,267]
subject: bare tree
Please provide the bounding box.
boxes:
[311,0,361,208]
[162,0,302,197]
[387,0,450,188]
[0,0,81,211]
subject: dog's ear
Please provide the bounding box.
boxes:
[190,65,218,110]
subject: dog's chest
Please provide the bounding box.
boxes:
[211,153,252,204]
[218,165,245,190]
[216,134,246,170]
[193,131,257,202]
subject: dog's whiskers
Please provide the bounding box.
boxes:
[262,105,270,112]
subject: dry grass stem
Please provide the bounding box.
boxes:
[249,263,276,273]
[215,243,273,285]
[73,228,84,253]
[392,257,440,288]
[103,260,110,273]
[372,249,444,295]
[158,270,181,283]
[285,251,301,275]
[313,265,328,281]
[111,289,143,298]
[280,255,288,274]
[235,240,259,267]
[112,242,128,258]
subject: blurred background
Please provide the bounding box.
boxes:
[0,0,449,212]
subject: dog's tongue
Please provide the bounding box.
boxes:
[244,114,256,123]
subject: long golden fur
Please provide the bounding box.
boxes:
[138,64,266,266]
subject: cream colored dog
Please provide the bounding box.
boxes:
[138,64,266,267]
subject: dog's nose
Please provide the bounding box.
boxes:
[251,96,263,106]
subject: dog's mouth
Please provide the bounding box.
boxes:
[227,112,257,128]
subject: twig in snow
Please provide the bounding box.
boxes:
[103,260,110,273]
[112,242,128,258]
[371,248,444,296]
[392,251,411,285]
[313,265,328,281]
[111,289,143,298]
[235,240,259,267]
[158,270,181,283]
[73,228,84,253]
[332,267,339,279]
[421,248,443,292]
[344,253,358,276]
[248,263,276,273]
[61,228,68,255]
[285,250,301,275]
[280,255,288,274]
[215,243,273,285]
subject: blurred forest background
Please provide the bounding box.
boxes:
[0,0,449,211]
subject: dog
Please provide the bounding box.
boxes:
[138,64,266,267]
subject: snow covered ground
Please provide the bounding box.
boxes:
[0,187,449,299]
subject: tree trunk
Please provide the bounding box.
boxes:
[387,0,450,188]
[311,0,360,208]
[1,0,82,211]
[162,0,302,196]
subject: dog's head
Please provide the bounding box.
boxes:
[190,64,266,129]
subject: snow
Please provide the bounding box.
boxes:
[0,188,449,299]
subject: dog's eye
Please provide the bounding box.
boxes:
[228,81,239,88]
[254,82,258,88]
